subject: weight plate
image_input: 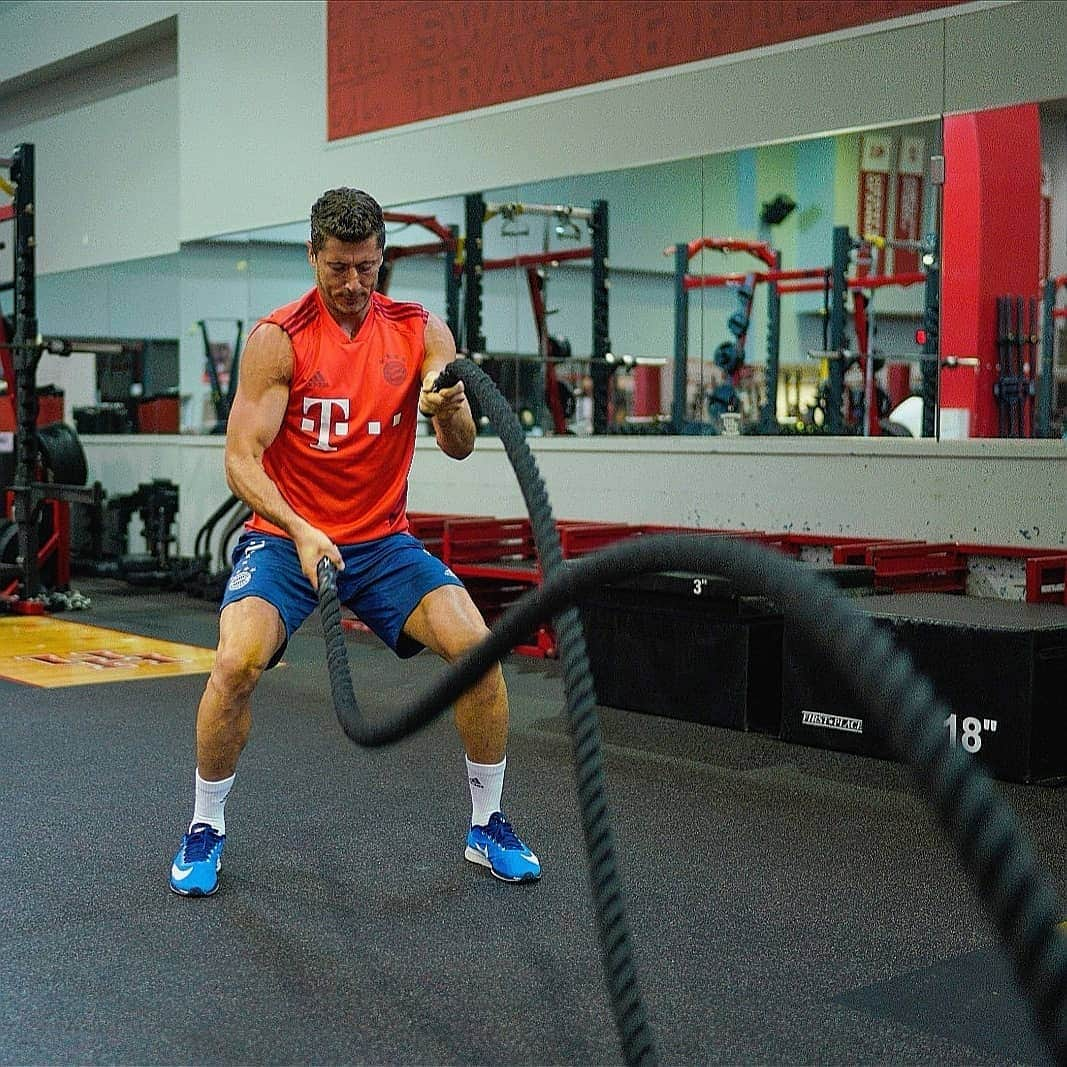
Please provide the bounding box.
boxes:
[37,421,88,486]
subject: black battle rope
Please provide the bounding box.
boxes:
[320,357,655,1065]
[318,360,1067,1065]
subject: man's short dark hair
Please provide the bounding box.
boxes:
[310,188,386,253]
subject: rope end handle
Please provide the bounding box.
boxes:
[430,361,462,393]
[316,556,338,596]
[420,361,463,418]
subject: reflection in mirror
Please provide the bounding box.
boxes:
[7,125,947,441]
[381,162,701,438]
[175,98,1064,443]
[688,120,942,438]
[178,226,310,433]
[1041,99,1067,437]
[376,126,946,440]
[10,102,1065,444]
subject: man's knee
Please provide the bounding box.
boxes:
[214,597,285,696]
[211,646,268,699]
[412,584,492,661]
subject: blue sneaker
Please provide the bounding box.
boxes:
[169,822,225,897]
[465,812,541,882]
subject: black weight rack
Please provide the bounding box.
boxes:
[1,143,102,612]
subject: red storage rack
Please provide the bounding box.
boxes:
[438,517,647,657]
[398,513,1067,656]
[406,512,470,559]
[441,517,548,655]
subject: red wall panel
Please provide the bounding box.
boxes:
[327,0,959,141]
[940,104,1042,437]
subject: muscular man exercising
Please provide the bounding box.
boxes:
[169,187,540,896]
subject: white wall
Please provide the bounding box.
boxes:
[0,77,180,274]
[173,2,1067,248]
[0,1,177,84]
[943,1,1067,116]
[80,434,1067,564]
[176,4,947,243]
[1043,113,1067,279]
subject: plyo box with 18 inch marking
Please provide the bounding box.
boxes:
[781,592,1067,784]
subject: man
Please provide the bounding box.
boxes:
[169,188,540,896]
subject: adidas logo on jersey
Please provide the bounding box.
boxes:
[308,371,330,388]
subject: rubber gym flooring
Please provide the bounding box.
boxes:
[3,577,1063,1066]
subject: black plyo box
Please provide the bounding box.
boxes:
[580,569,784,733]
[781,592,1067,784]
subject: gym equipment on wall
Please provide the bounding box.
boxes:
[806,227,928,435]
[670,237,778,433]
[459,193,610,433]
[671,230,927,435]
[803,226,957,436]
[198,318,243,434]
[376,210,460,341]
[995,295,1038,438]
[1036,273,1067,437]
[0,143,101,612]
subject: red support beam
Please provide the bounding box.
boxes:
[941,104,1042,438]
[684,266,825,291]
[777,271,925,295]
[382,211,456,246]
[681,237,777,268]
[687,266,925,294]
[385,241,450,262]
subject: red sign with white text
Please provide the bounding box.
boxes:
[327,1,962,141]
[893,136,926,273]
[858,135,893,276]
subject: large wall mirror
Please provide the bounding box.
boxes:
[170,119,944,440]
[6,100,1065,443]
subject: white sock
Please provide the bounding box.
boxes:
[191,769,235,834]
[466,755,505,828]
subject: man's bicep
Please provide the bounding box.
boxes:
[227,324,292,457]
[421,312,458,380]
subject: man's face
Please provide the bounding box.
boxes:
[308,234,383,322]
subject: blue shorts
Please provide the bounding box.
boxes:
[220,530,464,667]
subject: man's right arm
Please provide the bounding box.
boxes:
[224,323,343,583]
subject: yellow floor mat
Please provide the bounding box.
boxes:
[0,615,215,688]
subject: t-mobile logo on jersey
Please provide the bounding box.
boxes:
[301,397,350,451]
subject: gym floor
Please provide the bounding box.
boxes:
[2,577,1062,1066]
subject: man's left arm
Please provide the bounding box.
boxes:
[419,312,476,459]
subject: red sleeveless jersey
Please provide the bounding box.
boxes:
[246,287,428,545]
